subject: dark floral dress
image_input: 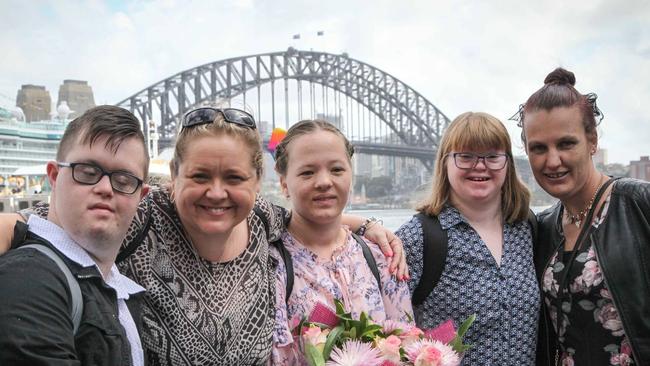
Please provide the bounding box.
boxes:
[542,198,635,366]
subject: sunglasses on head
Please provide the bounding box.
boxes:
[182,107,256,130]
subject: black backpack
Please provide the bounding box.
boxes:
[411,209,538,306]
[253,207,382,302]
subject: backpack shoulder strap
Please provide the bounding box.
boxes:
[527,208,538,250]
[19,243,83,334]
[253,206,294,303]
[351,233,382,293]
[412,213,448,306]
[273,238,294,303]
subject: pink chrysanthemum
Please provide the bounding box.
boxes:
[375,335,402,364]
[399,326,425,348]
[325,340,383,366]
[404,339,460,366]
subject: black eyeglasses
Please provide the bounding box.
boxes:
[57,162,144,195]
[182,107,256,130]
[448,152,508,171]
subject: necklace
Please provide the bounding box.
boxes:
[565,176,607,228]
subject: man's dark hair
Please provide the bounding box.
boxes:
[57,105,149,178]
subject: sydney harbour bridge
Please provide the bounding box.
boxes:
[116,49,450,183]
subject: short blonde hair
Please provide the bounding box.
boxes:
[417,112,530,223]
[170,113,264,178]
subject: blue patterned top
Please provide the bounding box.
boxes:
[396,205,540,366]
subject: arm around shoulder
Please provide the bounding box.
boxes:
[0,213,26,254]
[395,216,426,292]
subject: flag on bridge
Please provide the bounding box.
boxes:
[267,128,287,159]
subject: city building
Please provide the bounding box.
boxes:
[630,156,650,181]
[593,148,608,166]
[16,85,51,122]
[57,80,96,118]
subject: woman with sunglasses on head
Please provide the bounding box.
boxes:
[396,112,540,365]
[516,68,650,366]
[269,120,413,365]
[0,107,406,365]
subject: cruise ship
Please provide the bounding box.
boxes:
[0,103,172,212]
[0,104,72,211]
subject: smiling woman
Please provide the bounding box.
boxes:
[397,112,540,365]
[517,67,650,366]
[270,120,414,364]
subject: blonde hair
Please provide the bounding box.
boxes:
[170,113,264,178]
[417,112,530,223]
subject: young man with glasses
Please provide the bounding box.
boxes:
[0,105,150,365]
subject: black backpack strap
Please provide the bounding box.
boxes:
[116,202,152,264]
[253,206,294,303]
[527,209,538,249]
[273,238,294,303]
[351,233,382,293]
[412,213,448,306]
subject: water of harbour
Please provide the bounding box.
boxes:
[348,206,553,232]
[348,209,417,231]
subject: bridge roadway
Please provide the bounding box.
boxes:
[342,140,435,160]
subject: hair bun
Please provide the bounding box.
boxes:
[544,67,576,86]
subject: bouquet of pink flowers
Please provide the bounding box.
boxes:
[297,300,475,366]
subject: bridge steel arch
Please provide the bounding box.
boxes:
[116,48,451,169]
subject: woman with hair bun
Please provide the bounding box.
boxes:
[516,67,650,365]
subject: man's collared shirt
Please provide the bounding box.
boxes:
[28,215,145,366]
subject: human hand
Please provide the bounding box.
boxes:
[364,224,409,281]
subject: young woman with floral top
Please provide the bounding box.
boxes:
[271,120,414,364]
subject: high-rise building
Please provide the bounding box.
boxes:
[16,85,51,122]
[630,156,650,181]
[593,148,608,166]
[57,80,95,118]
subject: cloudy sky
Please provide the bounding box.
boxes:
[1,0,648,163]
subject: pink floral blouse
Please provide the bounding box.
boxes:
[270,227,414,365]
